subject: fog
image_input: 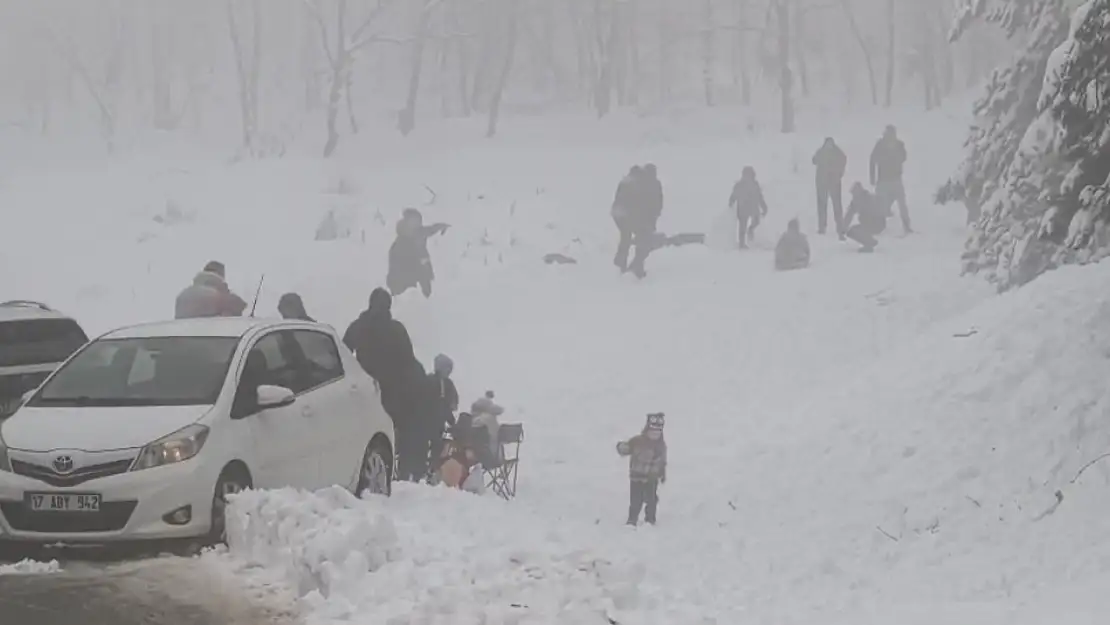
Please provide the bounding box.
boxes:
[0,0,1012,153]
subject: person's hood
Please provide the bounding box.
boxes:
[278,293,308,317]
[193,271,227,289]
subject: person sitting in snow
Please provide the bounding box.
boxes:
[616,412,667,526]
[842,182,887,253]
[728,166,768,249]
[174,261,248,319]
[387,208,450,299]
[774,218,811,271]
[470,390,505,465]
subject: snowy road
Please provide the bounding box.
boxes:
[0,558,297,625]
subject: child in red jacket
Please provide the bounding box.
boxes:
[616,413,667,525]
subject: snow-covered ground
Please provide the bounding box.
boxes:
[5,102,1110,623]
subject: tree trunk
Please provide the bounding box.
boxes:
[884,0,895,108]
[226,0,260,153]
[398,0,435,136]
[794,1,809,97]
[776,0,794,133]
[839,0,878,105]
[702,0,714,106]
[628,0,640,105]
[735,0,752,106]
[486,0,519,138]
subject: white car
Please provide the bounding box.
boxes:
[0,317,394,547]
[0,300,89,419]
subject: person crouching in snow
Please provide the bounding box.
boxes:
[774,218,810,271]
[843,182,887,253]
[616,412,667,526]
[387,208,450,298]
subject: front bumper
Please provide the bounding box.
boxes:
[0,457,218,544]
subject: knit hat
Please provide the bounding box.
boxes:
[645,412,665,431]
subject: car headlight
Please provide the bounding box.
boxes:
[131,424,209,472]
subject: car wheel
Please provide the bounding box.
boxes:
[356,438,392,498]
[208,465,252,545]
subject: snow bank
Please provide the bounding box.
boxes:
[0,559,60,575]
[223,485,694,625]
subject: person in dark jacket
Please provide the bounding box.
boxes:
[424,353,459,481]
[812,137,847,237]
[774,218,810,271]
[387,208,450,299]
[612,165,652,277]
[842,182,887,252]
[277,292,315,322]
[616,412,667,526]
[641,163,664,232]
[343,287,428,481]
[729,166,768,249]
[870,125,912,234]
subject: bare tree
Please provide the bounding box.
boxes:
[307,0,400,157]
[398,0,444,135]
[839,0,878,105]
[775,0,795,132]
[884,0,895,107]
[486,0,521,137]
[226,0,262,154]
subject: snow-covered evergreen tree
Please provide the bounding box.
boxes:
[937,0,1094,290]
[1043,0,1110,262]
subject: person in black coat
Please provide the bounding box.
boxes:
[812,137,847,237]
[424,353,459,480]
[387,208,450,299]
[343,287,428,480]
[842,182,887,252]
[870,125,911,234]
[729,166,768,249]
[277,292,315,322]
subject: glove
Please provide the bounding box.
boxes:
[660,475,666,484]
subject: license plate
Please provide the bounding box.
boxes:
[27,493,101,512]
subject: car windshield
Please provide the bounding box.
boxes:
[28,336,239,408]
[0,318,88,367]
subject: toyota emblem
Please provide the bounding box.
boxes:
[52,455,75,474]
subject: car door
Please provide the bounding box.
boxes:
[237,331,321,490]
[289,329,366,488]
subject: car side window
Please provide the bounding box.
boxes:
[291,330,344,390]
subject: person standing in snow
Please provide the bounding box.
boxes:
[424,353,459,481]
[387,208,450,299]
[842,182,887,252]
[774,218,811,271]
[343,287,428,480]
[611,165,653,278]
[870,125,912,235]
[641,163,664,233]
[812,137,848,237]
[616,412,667,526]
[174,261,248,319]
[277,292,315,322]
[728,166,769,249]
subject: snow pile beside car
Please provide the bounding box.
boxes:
[0,558,60,575]
[222,485,700,625]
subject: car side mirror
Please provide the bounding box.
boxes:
[256,385,295,409]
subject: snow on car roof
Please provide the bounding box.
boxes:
[100,317,292,340]
[0,301,72,323]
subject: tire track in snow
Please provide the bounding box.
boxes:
[0,558,299,625]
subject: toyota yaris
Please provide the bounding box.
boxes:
[0,317,394,547]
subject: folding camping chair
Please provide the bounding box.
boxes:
[485,423,524,500]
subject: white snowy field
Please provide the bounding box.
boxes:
[5,103,1110,623]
